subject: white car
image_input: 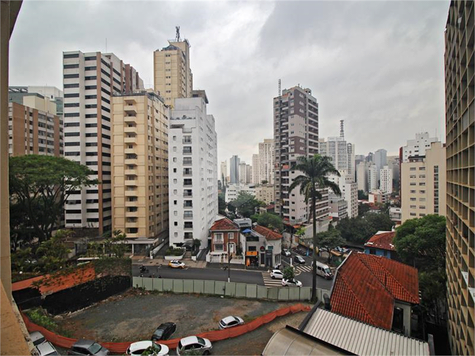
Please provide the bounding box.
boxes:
[37,342,59,356]
[168,260,186,269]
[282,278,303,287]
[126,341,169,356]
[218,316,244,329]
[270,269,283,279]
[282,249,291,257]
[176,336,212,356]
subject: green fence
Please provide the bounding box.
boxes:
[133,277,330,302]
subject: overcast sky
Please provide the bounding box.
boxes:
[10,0,449,166]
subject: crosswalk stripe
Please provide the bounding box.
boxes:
[262,273,284,287]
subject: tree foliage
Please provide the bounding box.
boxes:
[9,155,98,244]
[256,213,283,231]
[357,190,368,200]
[283,266,295,280]
[289,154,341,303]
[228,192,264,218]
[336,212,394,245]
[218,192,226,215]
[316,229,346,262]
[35,230,72,273]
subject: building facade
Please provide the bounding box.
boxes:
[111,91,169,254]
[8,89,62,157]
[252,154,260,184]
[153,36,192,108]
[255,184,275,205]
[220,160,227,184]
[258,138,275,184]
[328,170,358,218]
[319,120,355,177]
[168,94,217,248]
[274,86,328,224]
[230,155,240,184]
[225,184,255,203]
[380,165,393,194]
[374,148,387,181]
[402,132,438,163]
[62,50,144,234]
[356,161,368,192]
[368,164,378,192]
[445,3,475,353]
[400,142,446,223]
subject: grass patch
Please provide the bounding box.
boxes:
[25,308,72,337]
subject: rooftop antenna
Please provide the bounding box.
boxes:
[175,26,181,42]
[340,120,345,138]
[278,79,281,96]
[105,38,107,52]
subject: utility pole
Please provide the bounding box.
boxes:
[227,242,231,282]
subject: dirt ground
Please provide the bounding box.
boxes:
[55,289,310,345]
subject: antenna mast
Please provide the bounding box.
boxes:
[175,26,181,42]
[278,79,281,96]
[340,120,345,138]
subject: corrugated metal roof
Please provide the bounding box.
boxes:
[303,309,430,356]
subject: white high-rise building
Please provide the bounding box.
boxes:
[230,155,240,184]
[374,149,387,181]
[62,50,144,234]
[328,170,358,218]
[168,92,217,248]
[319,121,355,177]
[252,154,260,185]
[402,132,438,163]
[258,139,274,184]
[239,162,247,184]
[368,164,378,192]
[356,161,368,192]
[379,165,393,194]
[220,161,227,184]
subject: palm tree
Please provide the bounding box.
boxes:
[289,154,341,303]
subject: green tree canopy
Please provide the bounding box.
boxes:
[283,266,295,280]
[35,229,72,272]
[256,213,283,231]
[9,155,98,244]
[218,192,226,215]
[228,192,264,218]
[289,154,341,302]
[316,228,346,262]
[336,212,394,245]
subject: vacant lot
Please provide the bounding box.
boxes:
[56,290,309,344]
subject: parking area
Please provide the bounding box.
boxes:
[55,290,310,354]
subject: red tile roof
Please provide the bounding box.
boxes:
[364,231,396,251]
[330,252,419,330]
[253,225,282,240]
[210,218,239,231]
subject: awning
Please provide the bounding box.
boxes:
[242,228,252,233]
[246,251,258,256]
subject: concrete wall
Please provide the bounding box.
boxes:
[132,277,325,302]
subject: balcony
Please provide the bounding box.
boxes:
[124,169,137,175]
[124,126,138,135]
[124,115,136,123]
[183,213,193,219]
[124,104,137,114]
[125,200,139,207]
[125,190,137,197]
[183,193,193,198]
[124,136,137,144]
[124,158,138,165]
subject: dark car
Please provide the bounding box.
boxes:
[294,255,306,264]
[152,322,177,341]
[68,340,109,356]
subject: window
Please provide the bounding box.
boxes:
[229,232,234,240]
[184,222,193,228]
[214,244,224,251]
[214,233,223,242]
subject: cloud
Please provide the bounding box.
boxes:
[10,0,449,166]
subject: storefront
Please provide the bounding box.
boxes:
[245,251,258,267]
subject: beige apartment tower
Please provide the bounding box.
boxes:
[445,2,475,355]
[112,92,169,254]
[400,142,446,223]
[154,34,192,107]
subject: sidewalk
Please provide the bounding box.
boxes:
[206,262,267,272]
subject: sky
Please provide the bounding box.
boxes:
[10,0,450,166]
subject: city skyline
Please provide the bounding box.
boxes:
[10,1,448,164]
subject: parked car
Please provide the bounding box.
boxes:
[68,340,109,356]
[176,336,212,356]
[29,331,46,346]
[168,260,186,269]
[37,342,59,356]
[282,278,303,287]
[282,249,291,257]
[293,255,306,264]
[152,322,177,341]
[270,269,283,279]
[126,341,169,356]
[312,261,333,279]
[218,316,244,329]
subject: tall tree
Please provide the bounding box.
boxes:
[289,154,341,303]
[230,192,264,218]
[256,213,283,231]
[9,155,98,243]
[316,228,346,262]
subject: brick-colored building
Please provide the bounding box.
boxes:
[209,218,241,263]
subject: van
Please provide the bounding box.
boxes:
[313,261,333,280]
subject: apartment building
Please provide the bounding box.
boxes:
[153,36,192,107]
[111,91,169,254]
[10,85,63,116]
[380,165,393,194]
[402,132,438,163]
[252,154,260,184]
[444,2,475,354]
[368,164,378,192]
[168,92,217,248]
[220,160,227,184]
[239,162,251,184]
[274,85,328,224]
[8,88,62,157]
[230,155,240,184]
[319,120,355,177]
[62,50,144,235]
[328,170,358,218]
[356,161,368,192]
[225,184,255,203]
[255,184,275,205]
[400,142,446,223]
[259,139,275,184]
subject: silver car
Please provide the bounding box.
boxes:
[218,316,244,329]
[37,342,59,356]
[68,340,109,356]
[176,336,212,356]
